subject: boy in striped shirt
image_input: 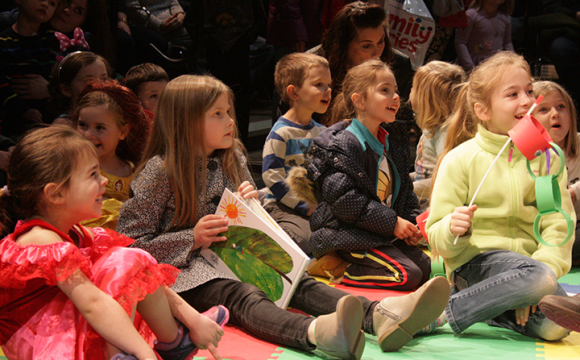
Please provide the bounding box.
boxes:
[262,53,331,254]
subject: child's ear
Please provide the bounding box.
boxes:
[60,84,72,98]
[43,183,66,205]
[351,93,365,111]
[119,124,131,141]
[474,102,490,122]
[286,85,300,102]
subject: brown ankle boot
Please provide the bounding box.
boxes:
[539,294,580,332]
[373,276,450,352]
[307,251,350,283]
[314,295,366,360]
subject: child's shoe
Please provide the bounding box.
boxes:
[314,295,365,360]
[373,276,450,352]
[111,354,137,360]
[307,251,350,283]
[154,322,198,360]
[539,294,580,332]
[202,305,229,328]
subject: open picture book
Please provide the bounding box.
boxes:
[201,188,310,308]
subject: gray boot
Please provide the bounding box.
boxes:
[374,276,450,352]
[314,295,366,360]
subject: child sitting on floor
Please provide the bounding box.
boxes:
[262,52,330,255]
[291,59,430,290]
[74,80,150,229]
[427,52,572,340]
[117,74,451,359]
[124,62,169,115]
[0,125,226,360]
[48,51,111,125]
[409,61,465,210]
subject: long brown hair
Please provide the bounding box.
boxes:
[137,75,247,230]
[0,126,97,237]
[321,1,393,124]
[329,59,393,124]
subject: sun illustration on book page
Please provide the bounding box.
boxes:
[219,196,246,225]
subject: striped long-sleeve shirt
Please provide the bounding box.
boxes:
[262,116,325,215]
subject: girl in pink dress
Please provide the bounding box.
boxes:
[0,126,227,360]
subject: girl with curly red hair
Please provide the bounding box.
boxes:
[73,79,151,228]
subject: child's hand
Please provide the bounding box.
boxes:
[193,215,229,250]
[569,187,577,204]
[188,314,224,360]
[307,204,316,217]
[237,181,258,200]
[515,305,537,327]
[404,231,423,246]
[450,205,477,237]
[394,217,421,243]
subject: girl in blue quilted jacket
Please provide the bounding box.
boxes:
[301,59,430,291]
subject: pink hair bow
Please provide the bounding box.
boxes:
[54,27,90,54]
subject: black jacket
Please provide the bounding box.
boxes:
[305,119,421,258]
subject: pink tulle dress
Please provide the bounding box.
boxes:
[0,219,179,360]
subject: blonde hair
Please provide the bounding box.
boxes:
[431,52,531,196]
[411,61,466,136]
[533,80,579,158]
[443,51,531,154]
[329,59,393,124]
[138,75,246,230]
[469,0,514,15]
[274,53,330,105]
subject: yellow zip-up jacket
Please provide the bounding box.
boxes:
[427,125,575,279]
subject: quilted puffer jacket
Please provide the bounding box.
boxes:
[298,118,421,258]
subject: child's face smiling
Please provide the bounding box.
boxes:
[77,105,129,164]
[476,66,534,136]
[203,93,235,156]
[356,69,400,133]
[137,80,168,113]
[533,90,571,148]
[62,153,107,223]
[293,65,332,117]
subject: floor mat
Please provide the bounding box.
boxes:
[2,269,580,360]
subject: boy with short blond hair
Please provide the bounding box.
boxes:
[262,52,331,255]
[125,63,169,114]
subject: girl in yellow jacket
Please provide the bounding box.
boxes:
[426,51,574,341]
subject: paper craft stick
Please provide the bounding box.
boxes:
[452,96,544,245]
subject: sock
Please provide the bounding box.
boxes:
[416,311,448,335]
[307,319,317,346]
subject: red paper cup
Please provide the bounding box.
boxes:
[508,114,552,160]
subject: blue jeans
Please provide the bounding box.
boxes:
[447,250,569,341]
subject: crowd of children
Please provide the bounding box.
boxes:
[2,1,580,360]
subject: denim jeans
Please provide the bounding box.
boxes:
[178,274,378,351]
[446,250,569,340]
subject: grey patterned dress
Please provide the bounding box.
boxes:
[117,154,255,292]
